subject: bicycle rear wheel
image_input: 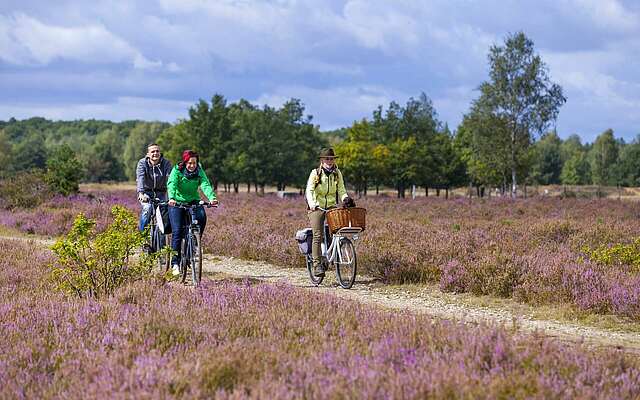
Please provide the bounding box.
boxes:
[190,232,202,286]
[335,237,357,289]
[306,254,324,286]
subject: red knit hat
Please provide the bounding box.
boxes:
[182,150,199,163]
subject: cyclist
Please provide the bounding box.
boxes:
[167,149,218,275]
[136,143,172,233]
[305,147,355,278]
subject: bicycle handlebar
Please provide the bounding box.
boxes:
[172,200,218,209]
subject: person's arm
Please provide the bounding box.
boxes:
[198,166,217,202]
[305,170,318,209]
[167,167,178,202]
[337,169,348,202]
[135,159,145,194]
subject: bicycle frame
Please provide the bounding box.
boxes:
[323,225,361,265]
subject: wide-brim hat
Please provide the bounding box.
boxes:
[318,147,339,159]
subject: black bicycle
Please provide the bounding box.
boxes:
[144,197,171,272]
[174,201,217,286]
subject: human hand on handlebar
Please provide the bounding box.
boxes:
[342,196,356,208]
[138,193,150,203]
[168,199,176,206]
[209,199,219,207]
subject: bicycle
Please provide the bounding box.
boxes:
[143,197,171,273]
[300,207,361,289]
[173,201,217,286]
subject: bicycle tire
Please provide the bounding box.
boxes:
[180,238,188,283]
[335,237,357,289]
[191,232,202,286]
[158,233,170,272]
[306,254,324,286]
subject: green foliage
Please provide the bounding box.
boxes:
[123,122,170,180]
[50,206,156,298]
[589,129,619,186]
[45,144,83,195]
[530,132,562,184]
[0,171,51,209]
[470,31,566,195]
[583,238,640,273]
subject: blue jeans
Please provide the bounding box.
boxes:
[169,204,207,265]
[138,192,168,232]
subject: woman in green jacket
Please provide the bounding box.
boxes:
[305,147,355,277]
[167,150,218,275]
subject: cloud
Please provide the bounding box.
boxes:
[254,84,411,129]
[0,96,192,122]
[0,12,161,69]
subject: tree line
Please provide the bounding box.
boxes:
[1,32,638,197]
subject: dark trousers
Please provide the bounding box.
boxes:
[168,205,207,265]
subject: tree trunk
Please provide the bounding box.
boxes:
[436,188,440,197]
[234,183,239,193]
[259,184,265,195]
[511,130,517,198]
[425,187,429,197]
[445,187,449,199]
[247,183,251,193]
[376,185,379,195]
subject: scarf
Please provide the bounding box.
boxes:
[181,163,200,179]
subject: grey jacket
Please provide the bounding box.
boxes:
[136,156,172,194]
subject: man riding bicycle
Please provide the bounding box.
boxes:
[167,150,218,276]
[136,143,172,233]
[305,147,355,278]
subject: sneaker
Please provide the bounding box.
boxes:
[313,264,325,277]
[171,264,181,276]
[142,243,151,254]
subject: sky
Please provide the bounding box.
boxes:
[1,0,639,143]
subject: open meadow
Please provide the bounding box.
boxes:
[2,187,640,323]
[1,238,639,398]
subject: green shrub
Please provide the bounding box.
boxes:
[0,171,51,209]
[582,238,640,273]
[45,144,83,195]
[50,205,157,298]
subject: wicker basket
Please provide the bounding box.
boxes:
[326,207,366,233]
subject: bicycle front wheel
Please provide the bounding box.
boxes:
[335,237,357,289]
[153,228,170,273]
[306,254,324,286]
[180,239,188,283]
[190,233,202,286]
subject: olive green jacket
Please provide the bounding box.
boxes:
[167,164,217,203]
[305,167,348,209]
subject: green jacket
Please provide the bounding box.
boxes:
[167,164,217,203]
[305,167,348,209]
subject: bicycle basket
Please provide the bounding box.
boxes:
[326,207,366,234]
[295,228,313,255]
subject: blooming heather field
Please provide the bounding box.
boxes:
[2,189,640,320]
[1,238,639,399]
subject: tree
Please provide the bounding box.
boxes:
[13,131,47,172]
[530,131,562,184]
[617,136,640,186]
[83,128,126,182]
[560,135,590,185]
[45,144,83,195]
[476,32,566,197]
[336,120,375,196]
[589,129,619,186]
[0,130,13,176]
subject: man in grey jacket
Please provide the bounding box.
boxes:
[136,143,172,232]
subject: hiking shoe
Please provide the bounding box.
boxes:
[313,264,325,277]
[171,264,181,276]
[142,243,152,254]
